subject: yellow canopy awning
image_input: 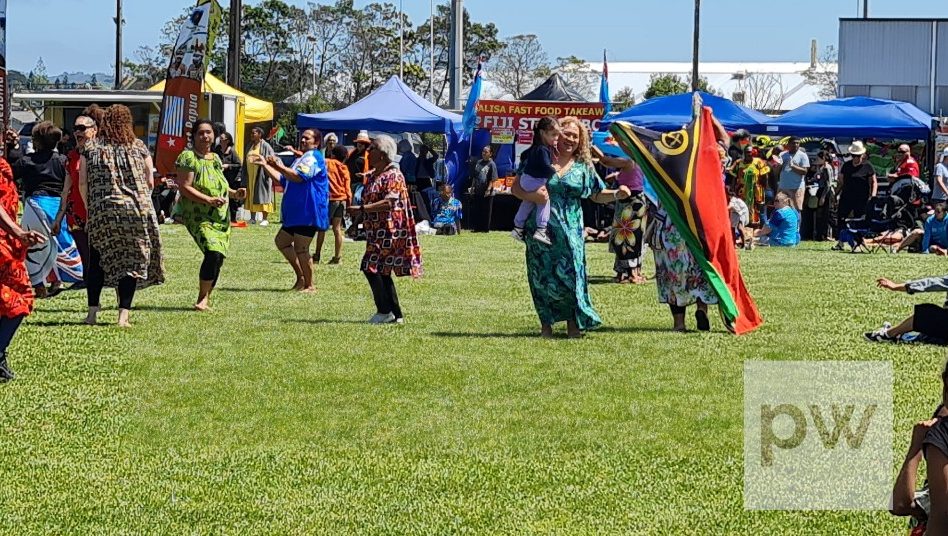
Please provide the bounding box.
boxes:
[148,73,273,123]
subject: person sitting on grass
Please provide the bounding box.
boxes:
[890,361,948,534]
[866,275,948,343]
[430,183,462,236]
[751,192,799,247]
[897,203,948,255]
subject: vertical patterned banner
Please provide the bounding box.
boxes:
[155,0,222,175]
[0,0,8,133]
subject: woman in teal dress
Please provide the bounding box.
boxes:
[512,116,631,338]
[175,119,246,311]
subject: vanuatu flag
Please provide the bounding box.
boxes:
[610,105,763,335]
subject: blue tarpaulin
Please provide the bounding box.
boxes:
[296,76,461,135]
[602,91,769,132]
[761,97,933,139]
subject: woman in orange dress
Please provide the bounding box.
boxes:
[0,156,47,381]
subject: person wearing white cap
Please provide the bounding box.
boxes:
[933,148,948,203]
[834,140,877,246]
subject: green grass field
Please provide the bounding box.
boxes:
[1,226,946,534]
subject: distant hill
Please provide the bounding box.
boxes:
[48,72,115,86]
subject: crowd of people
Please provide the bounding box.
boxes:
[0,108,429,379]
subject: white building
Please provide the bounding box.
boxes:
[586,61,836,114]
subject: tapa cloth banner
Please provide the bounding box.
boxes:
[155,0,221,176]
[0,0,8,133]
[475,100,605,144]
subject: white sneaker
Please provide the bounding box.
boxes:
[533,228,552,246]
[511,228,525,242]
[395,317,405,325]
[368,312,396,324]
[259,220,270,227]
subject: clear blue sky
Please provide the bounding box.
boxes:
[8,0,948,75]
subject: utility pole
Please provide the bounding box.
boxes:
[448,0,463,109]
[863,0,868,18]
[691,0,700,92]
[399,0,404,79]
[429,0,434,101]
[114,0,123,89]
[227,0,242,88]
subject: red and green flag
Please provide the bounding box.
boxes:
[610,105,763,335]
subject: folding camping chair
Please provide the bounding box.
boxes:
[839,195,911,253]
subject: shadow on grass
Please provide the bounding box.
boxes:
[218,287,295,294]
[135,305,199,312]
[26,320,95,327]
[285,318,372,325]
[430,331,542,339]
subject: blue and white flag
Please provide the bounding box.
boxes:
[460,59,483,140]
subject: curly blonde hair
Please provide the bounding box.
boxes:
[100,104,137,146]
[558,116,592,165]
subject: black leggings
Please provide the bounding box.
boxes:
[200,251,225,286]
[364,271,402,319]
[0,315,25,357]
[86,246,137,309]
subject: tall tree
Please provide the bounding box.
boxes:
[644,73,688,99]
[804,45,838,100]
[491,34,550,99]
[554,55,598,100]
[410,4,502,105]
[612,86,635,112]
[32,58,49,87]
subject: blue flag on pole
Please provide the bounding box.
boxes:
[461,60,483,140]
[599,49,611,117]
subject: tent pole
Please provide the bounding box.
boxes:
[691,0,700,92]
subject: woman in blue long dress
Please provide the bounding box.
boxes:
[512,116,631,338]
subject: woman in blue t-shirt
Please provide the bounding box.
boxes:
[752,192,799,247]
[251,128,329,293]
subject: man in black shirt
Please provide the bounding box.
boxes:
[4,128,22,166]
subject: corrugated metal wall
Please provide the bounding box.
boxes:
[839,20,932,86]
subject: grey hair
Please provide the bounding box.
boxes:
[373,134,398,162]
[324,132,337,145]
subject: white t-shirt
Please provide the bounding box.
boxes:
[729,196,749,227]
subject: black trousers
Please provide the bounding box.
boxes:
[86,246,137,309]
[470,193,493,232]
[226,174,242,223]
[0,315,25,357]
[200,251,225,286]
[364,271,402,318]
[836,194,868,236]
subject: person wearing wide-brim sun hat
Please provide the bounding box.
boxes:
[835,140,877,243]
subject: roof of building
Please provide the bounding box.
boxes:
[587,61,837,113]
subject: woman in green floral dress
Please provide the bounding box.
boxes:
[175,120,246,311]
[512,116,631,338]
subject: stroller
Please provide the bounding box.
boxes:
[838,195,916,253]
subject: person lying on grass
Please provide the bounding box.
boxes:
[866,275,948,343]
[890,361,948,533]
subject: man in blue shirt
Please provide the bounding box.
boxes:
[896,203,948,254]
[752,192,799,247]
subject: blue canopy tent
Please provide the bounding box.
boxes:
[602,91,769,132]
[761,97,933,139]
[296,76,461,135]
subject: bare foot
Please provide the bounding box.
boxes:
[118,320,132,328]
[84,307,100,325]
[194,300,210,312]
[291,278,305,291]
[540,325,554,339]
[117,309,131,328]
[299,286,316,294]
[567,329,584,339]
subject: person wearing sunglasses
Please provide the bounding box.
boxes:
[889,143,920,182]
[51,107,103,288]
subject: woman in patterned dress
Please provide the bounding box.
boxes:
[511,117,631,339]
[0,156,46,381]
[594,148,648,284]
[79,105,165,327]
[175,119,246,311]
[346,134,422,324]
